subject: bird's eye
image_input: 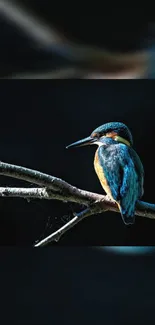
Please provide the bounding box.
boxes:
[91,132,100,138]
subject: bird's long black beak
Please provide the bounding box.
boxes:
[66,136,95,149]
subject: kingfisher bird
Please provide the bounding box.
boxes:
[66,122,144,225]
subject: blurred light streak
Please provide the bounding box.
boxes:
[0,2,154,79]
[0,1,148,63]
[0,0,62,46]
[8,67,79,79]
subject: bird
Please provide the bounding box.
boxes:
[66,122,144,225]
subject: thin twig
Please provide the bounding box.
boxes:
[34,205,105,247]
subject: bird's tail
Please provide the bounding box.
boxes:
[117,202,135,225]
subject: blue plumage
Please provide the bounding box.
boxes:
[66,122,144,225]
[97,137,144,224]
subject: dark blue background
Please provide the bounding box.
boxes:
[1,247,155,324]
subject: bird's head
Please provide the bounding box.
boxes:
[66,122,133,149]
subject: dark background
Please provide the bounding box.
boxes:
[1,247,155,325]
[0,80,155,246]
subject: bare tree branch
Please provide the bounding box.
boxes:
[0,161,75,193]
[0,185,103,204]
[0,161,155,247]
[0,161,104,203]
[0,187,51,199]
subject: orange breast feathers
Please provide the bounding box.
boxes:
[94,149,113,199]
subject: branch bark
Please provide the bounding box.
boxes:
[0,161,155,247]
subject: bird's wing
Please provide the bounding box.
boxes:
[117,144,144,223]
[118,144,144,198]
[128,146,144,198]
